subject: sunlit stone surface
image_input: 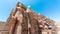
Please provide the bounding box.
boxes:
[0,2,58,34]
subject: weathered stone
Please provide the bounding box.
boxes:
[0,2,57,34]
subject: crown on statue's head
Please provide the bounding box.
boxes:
[16,2,22,7]
[16,2,26,10]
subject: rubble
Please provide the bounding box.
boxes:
[0,2,57,34]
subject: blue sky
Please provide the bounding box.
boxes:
[0,0,60,21]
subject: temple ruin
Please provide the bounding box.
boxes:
[0,2,57,34]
